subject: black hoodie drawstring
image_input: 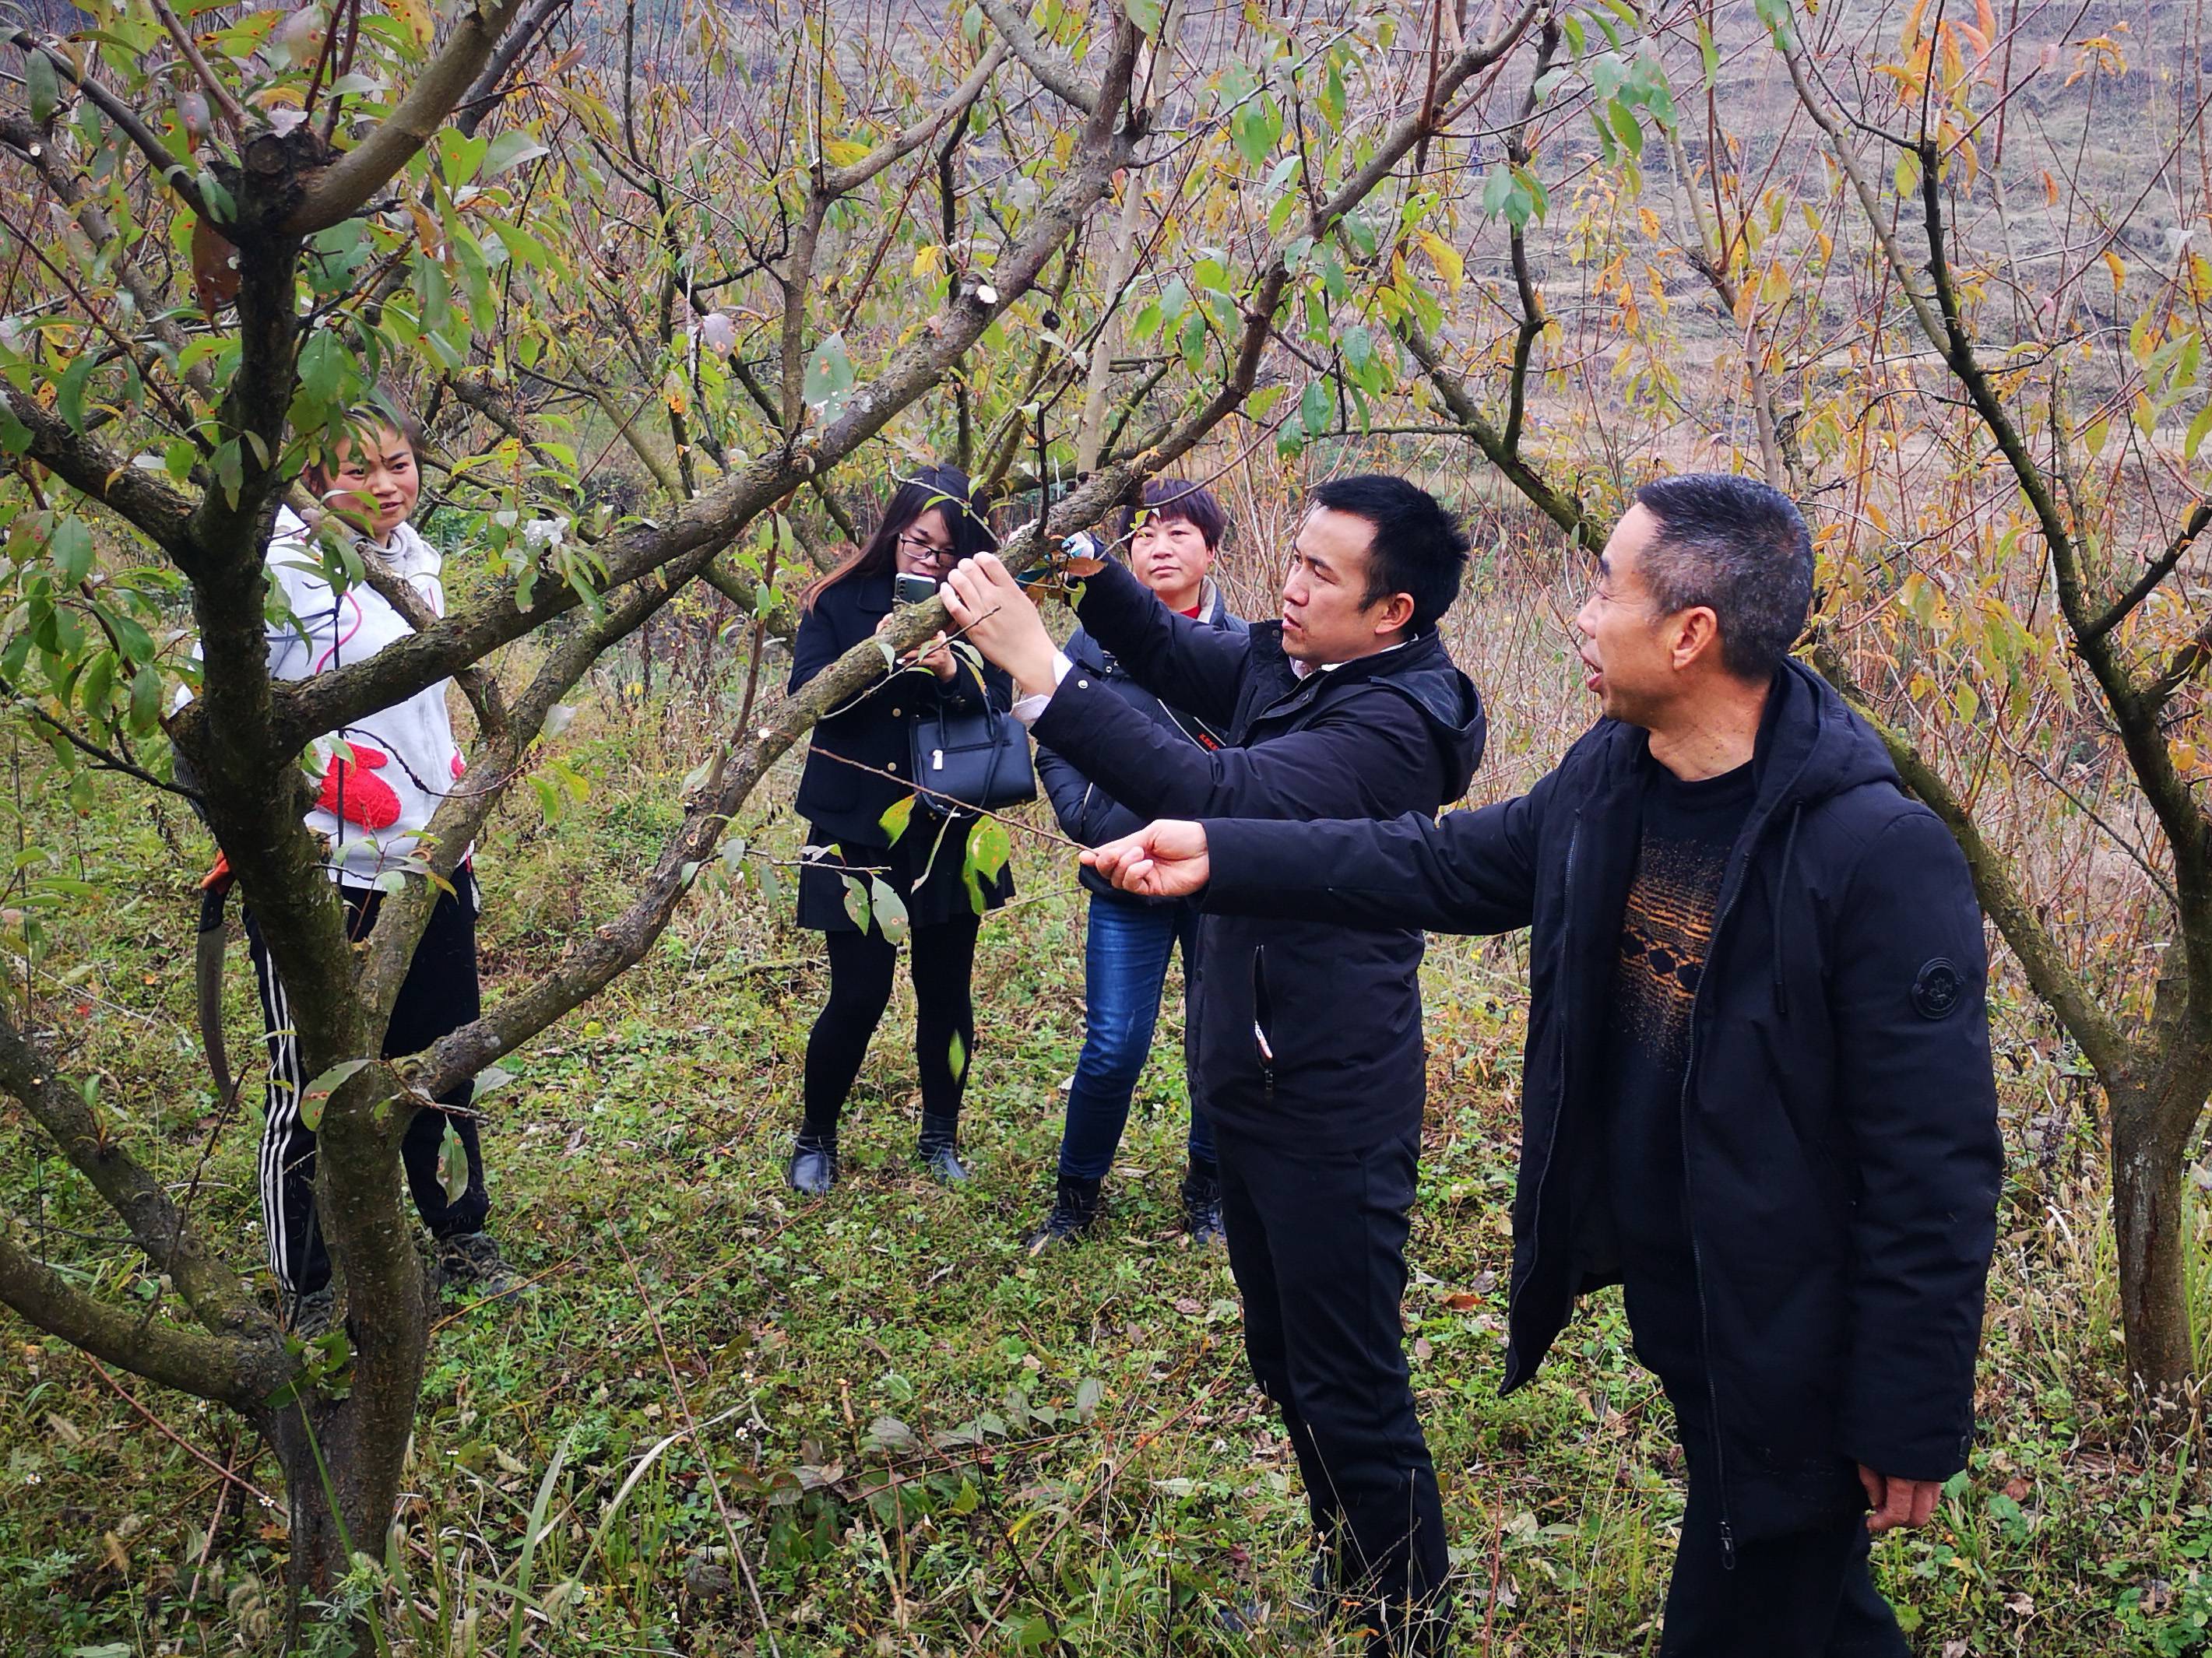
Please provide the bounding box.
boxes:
[1772,800,1804,1017]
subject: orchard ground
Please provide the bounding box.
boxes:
[2,640,2207,1656]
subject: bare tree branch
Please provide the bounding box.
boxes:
[976,0,1099,113]
[1809,635,2132,1080]
[0,1224,276,1409]
[2085,498,2212,644]
[0,382,197,553]
[0,1006,275,1346]
[284,0,531,235]
[253,30,1147,757]
[4,30,209,219]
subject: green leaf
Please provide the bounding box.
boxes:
[128,664,159,736]
[2186,401,2212,461]
[49,518,93,586]
[299,1058,374,1133]
[296,327,346,408]
[879,794,916,844]
[839,873,873,933]
[1482,165,1514,220]
[213,439,243,508]
[967,818,1012,881]
[1300,380,1332,439]
[79,650,114,722]
[869,876,909,944]
[948,1028,968,1084]
[438,1119,470,1203]
[473,1065,518,1098]
[26,51,59,126]
[482,131,550,178]
[57,355,93,435]
[802,334,856,421]
[1125,0,1162,33]
[1609,100,1644,160]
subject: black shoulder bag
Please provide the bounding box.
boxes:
[909,691,1036,817]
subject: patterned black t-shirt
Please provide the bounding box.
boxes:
[1603,751,1755,1375]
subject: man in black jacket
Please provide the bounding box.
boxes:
[945,476,1486,1654]
[1085,474,2003,1656]
[1031,478,1248,1252]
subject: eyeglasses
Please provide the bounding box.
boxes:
[897,531,955,564]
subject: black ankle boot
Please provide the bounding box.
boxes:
[1181,1164,1225,1246]
[1024,1174,1102,1254]
[918,1115,967,1185]
[786,1136,839,1196]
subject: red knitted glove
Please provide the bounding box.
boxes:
[315,744,402,831]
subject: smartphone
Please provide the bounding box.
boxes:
[893,571,941,607]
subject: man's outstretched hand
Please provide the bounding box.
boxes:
[1082,821,1212,899]
[941,553,1058,699]
[1859,1466,1943,1534]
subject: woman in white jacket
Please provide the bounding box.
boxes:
[239,411,515,1333]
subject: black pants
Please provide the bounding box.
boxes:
[1652,1365,1909,1656]
[244,876,487,1301]
[1214,1124,1449,1656]
[800,915,980,1144]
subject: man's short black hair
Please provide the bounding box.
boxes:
[1632,473,1814,683]
[1122,476,1226,550]
[1308,473,1469,635]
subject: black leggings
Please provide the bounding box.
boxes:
[800,915,980,1145]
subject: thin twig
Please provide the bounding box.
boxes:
[85,1357,280,1508]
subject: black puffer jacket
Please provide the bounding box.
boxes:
[1035,582,1247,902]
[1200,662,2003,1539]
[1029,557,1486,1148]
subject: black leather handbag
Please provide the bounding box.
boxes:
[909,700,1036,817]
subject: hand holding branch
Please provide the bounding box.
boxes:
[941,553,1060,699]
[875,611,956,681]
[1082,820,1212,900]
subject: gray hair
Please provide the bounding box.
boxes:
[1633,473,1813,682]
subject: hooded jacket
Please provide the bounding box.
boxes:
[180,508,466,886]
[1034,581,1247,903]
[1029,557,1486,1147]
[1198,662,2003,1538]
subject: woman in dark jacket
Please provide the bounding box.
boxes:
[1027,479,1245,1253]
[786,465,1015,1194]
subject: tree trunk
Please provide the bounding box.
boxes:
[263,1386,413,1652]
[259,1249,433,1651]
[2110,1087,2196,1403]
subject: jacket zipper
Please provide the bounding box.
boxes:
[1251,945,1276,1105]
[1503,810,1581,1389]
[1677,978,1736,1570]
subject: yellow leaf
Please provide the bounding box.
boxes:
[1419,232,1464,293]
[1901,0,1929,54]
[823,138,872,167]
[2102,248,2127,292]
[382,0,432,51]
[911,243,942,277]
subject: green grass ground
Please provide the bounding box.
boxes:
[5,685,2211,1656]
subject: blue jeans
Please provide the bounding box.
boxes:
[1059,891,1214,1182]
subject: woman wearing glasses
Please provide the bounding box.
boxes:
[784,465,1016,1195]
